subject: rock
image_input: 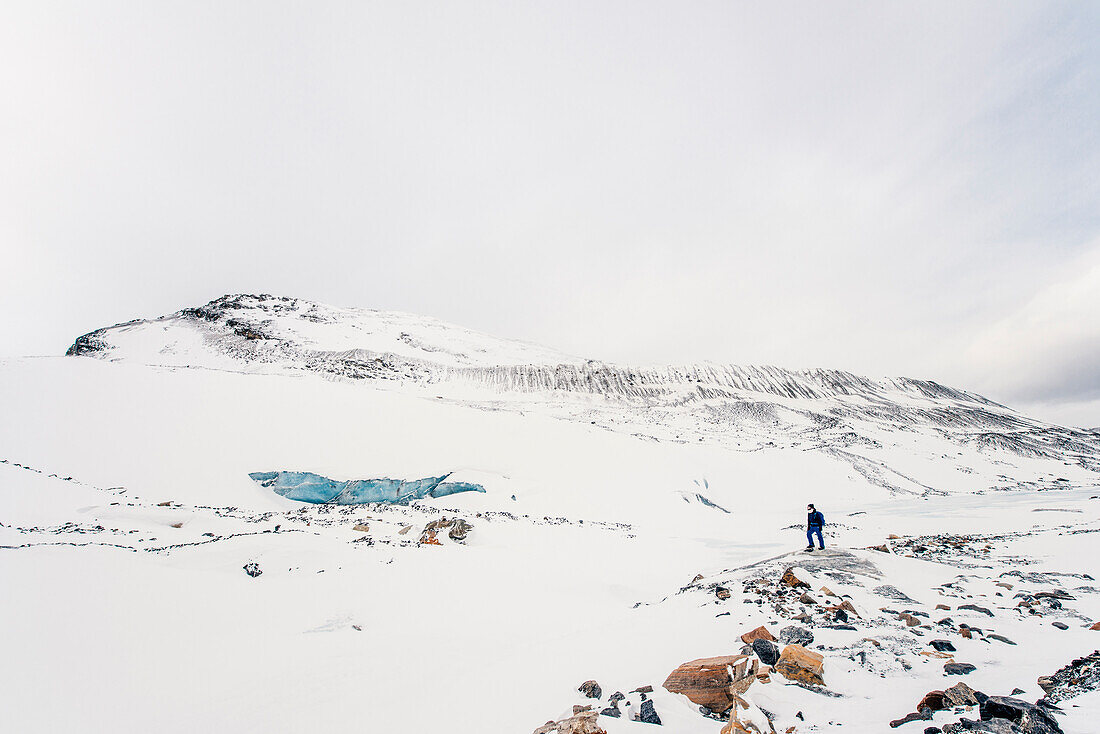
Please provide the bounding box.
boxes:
[942,719,1018,733]
[899,613,922,627]
[929,639,956,652]
[888,534,901,539]
[752,638,780,666]
[958,604,994,617]
[716,586,732,600]
[1010,688,1025,696]
[799,592,818,605]
[926,728,943,734]
[869,544,891,553]
[638,699,661,725]
[740,625,776,645]
[945,662,977,675]
[979,696,1063,734]
[448,518,473,541]
[891,710,933,727]
[827,599,860,618]
[533,710,607,734]
[1037,677,1055,694]
[170,522,183,528]
[692,573,705,583]
[397,524,413,535]
[936,604,952,610]
[599,706,620,718]
[579,680,602,699]
[573,705,593,714]
[779,625,814,646]
[918,691,948,712]
[662,655,750,715]
[608,692,625,705]
[424,517,454,532]
[418,529,442,545]
[943,682,985,707]
[834,609,849,623]
[353,523,370,532]
[781,568,811,589]
[1051,622,1068,630]
[960,626,973,639]
[1090,621,1100,631]
[243,562,262,578]
[631,685,654,694]
[774,644,825,686]
[988,634,1016,645]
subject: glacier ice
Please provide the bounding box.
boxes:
[248,470,485,504]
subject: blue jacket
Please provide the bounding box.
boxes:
[807,510,824,529]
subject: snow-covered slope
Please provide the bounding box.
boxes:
[3,294,1099,734]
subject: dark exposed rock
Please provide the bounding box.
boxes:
[448,518,473,541]
[988,634,1016,645]
[944,682,985,707]
[930,639,957,652]
[752,638,780,666]
[958,604,994,617]
[945,663,977,675]
[715,586,731,600]
[638,699,661,725]
[1051,622,1068,630]
[579,680,602,699]
[890,709,932,727]
[917,690,949,712]
[243,562,262,577]
[980,696,1063,734]
[1038,650,1100,703]
[599,706,620,718]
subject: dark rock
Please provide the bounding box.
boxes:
[599,706,621,718]
[638,699,661,725]
[958,604,994,617]
[891,710,932,728]
[945,663,977,675]
[579,680,602,699]
[608,692,625,705]
[834,608,849,623]
[930,639,957,652]
[980,696,1063,733]
[942,719,1018,733]
[925,728,943,734]
[243,562,262,578]
[988,634,1016,645]
[752,638,780,666]
[917,691,948,712]
[944,682,984,707]
[1051,622,1068,630]
[1010,688,1025,696]
[779,625,814,646]
[448,518,473,541]
[715,586,731,600]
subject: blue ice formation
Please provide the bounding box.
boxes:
[248,470,485,505]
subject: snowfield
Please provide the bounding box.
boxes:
[3,295,1099,733]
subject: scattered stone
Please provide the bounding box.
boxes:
[397,524,413,535]
[869,544,891,553]
[958,604,994,617]
[631,686,654,694]
[638,699,661,725]
[945,663,977,676]
[662,655,750,715]
[917,691,948,712]
[1090,621,1100,631]
[1051,622,1068,630]
[774,644,825,686]
[169,522,183,529]
[987,634,1016,645]
[930,639,957,652]
[740,626,776,645]
[419,529,442,546]
[579,680,602,699]
[716,586,732,600]
[799,592,818,605]
[157,501,172,506]
[353,523,370,532]
[692,573,704,583]
[890,710,932,728]
[781,568,811,589]
[888,534,901,540]
[573,705,593,714]
[899,613,922,627]
[875,585,918,602]
[1010,688,1025,696]
[752,638,780,666]
[936,604,952,611]
[599,706,620,719]
[609,692,625,704]
[243,562,262,578]
[779,625,814,646]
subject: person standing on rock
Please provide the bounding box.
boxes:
[805,503,825,552]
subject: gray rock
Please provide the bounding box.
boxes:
[930,639,957,652]
[578,680,602,699]
[945,662,978,675]
[780,625,814,646]
[980,696,1063,734]
[638,699,662,725]
[958,604,994,617]
[243,562,262,578]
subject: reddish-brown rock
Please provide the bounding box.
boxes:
[419,529,442,546]
[1090,621,1100,631]
[917,690,948,712]
[663,655,750,714]
[532,711,606,734]
[774,644,825,686]
[781,568,810,589]
[740,626,776,645]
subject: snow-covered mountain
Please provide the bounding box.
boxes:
[67,293,1100,496]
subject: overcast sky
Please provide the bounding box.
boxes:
[3,2,1099,426]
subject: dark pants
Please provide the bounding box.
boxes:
[807,527,823,548]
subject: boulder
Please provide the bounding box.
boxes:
[943,682,985,707]
[774,644,825,686]
[662,655,750,715]
[243,562,262,578]
[751,638,780,666]
[578,680,602,699]
[638,700,662,725]
[779,625,814,646]
[929,639,956,652]
[899,613,922,627]
[945,662,977,675]
[917,691,949,712]
[980,696,1063,734]
[781,568,811,589]
[716,586,732,600]
[598,706,620,718]
[958,604,994,617]
[891,710,933,728]
[1090,621,1100,631]
[740,626,776,645]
